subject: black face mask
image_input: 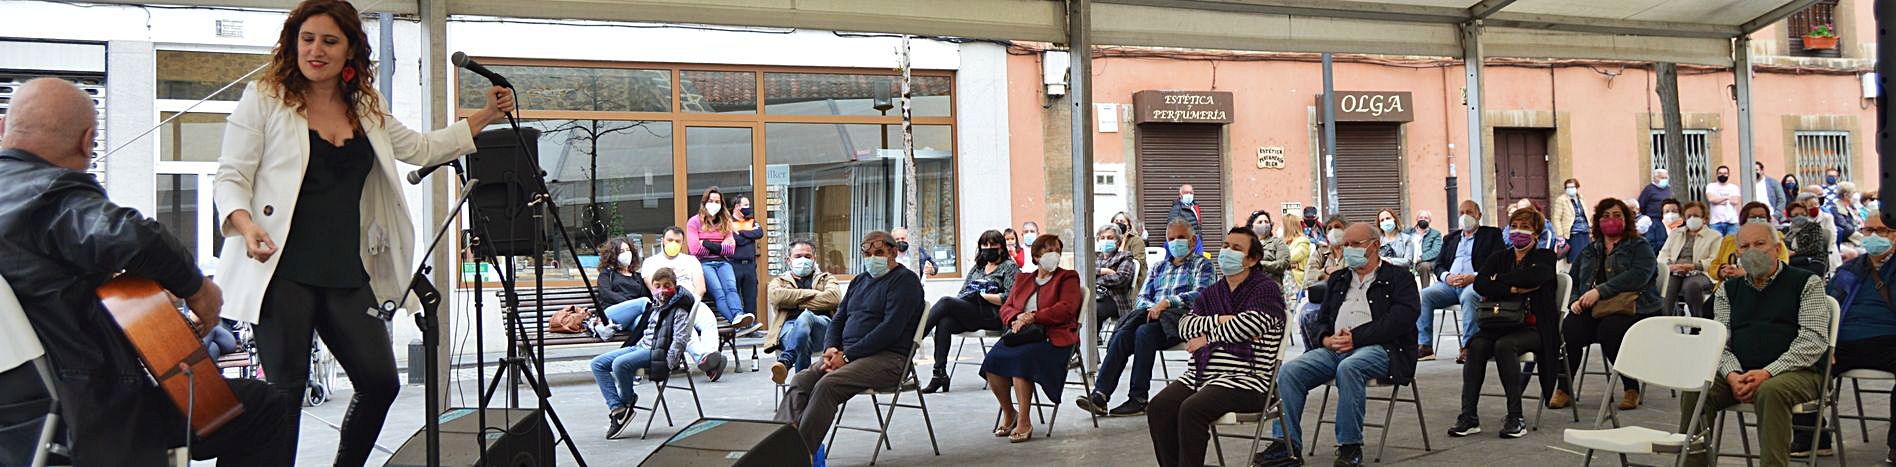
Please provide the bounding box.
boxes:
[1416,220,1431,230]
[1717,175,1730,183]
[978,248,1002,263]
[897,241,911,252]
[740,207,754,218]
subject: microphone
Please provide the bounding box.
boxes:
[451,52,511,88]
[406,160,460,185]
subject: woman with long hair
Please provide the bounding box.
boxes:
[686,186,756,330]
[1563,197,1661,411]
[587,237,654,339]
[921,229,1019,393]
[1245,209,1291,282]
[213,0,514,462]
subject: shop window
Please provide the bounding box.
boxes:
[763,123,955,276]
[1794,131,1851,184]
[156,50,268,101]
[1648,130,1712,201]
[763,73,951,117]
[457,65,671,113]
[478,119,675,284]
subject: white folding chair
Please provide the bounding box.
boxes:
[0,274,66,467]
[826,302,940,465]
[951,329,1003,388]
[1209,326,1295,466]
[1561,316,1729,467]
[1707,297,1846,467]
[1835,369,1895,443]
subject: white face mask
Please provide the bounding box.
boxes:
[1460,214,1479,231]
[703,202,721,216]
[1662,212,1680,225]
[1685,217,1705,231]
[1037,252,1062,272]
[616,251,633,266]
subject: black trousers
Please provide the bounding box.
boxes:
[1796,335,1896,449]
[1148,381,1266,467]
[925,296,1003,375]
[732,259,759,316]
[1563,312,1644,392]
[1460,328,1538,421]
[255,277,400,467]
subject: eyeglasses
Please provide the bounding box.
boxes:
[1862,226,1895,236]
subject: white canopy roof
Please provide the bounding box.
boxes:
[98,0,1817,66]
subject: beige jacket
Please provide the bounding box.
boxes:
[764,270,842,350]
[1658,225,1722,273]
[1551,194,1583,240]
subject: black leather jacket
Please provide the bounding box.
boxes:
[0,148,203,385]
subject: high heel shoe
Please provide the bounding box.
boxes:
[993,413,1017,437]
[1008,426,1034,443]
[920,372,951,394]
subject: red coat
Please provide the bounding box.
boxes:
[999,268,1082,347]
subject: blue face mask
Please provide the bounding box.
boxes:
[1167,239,1191,258]
[1217,248,1248,276]
[1378,219,1396,234]
[791,257,816,277]
[1181,194,1195,205]
[1342,246,1370,269]
[1657,179,1670,189]
[862,256,891,278]
[1865,235,1894,257]
[1097,239,1118,253]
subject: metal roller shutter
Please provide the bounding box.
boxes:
[1137,123,1226,251]
[0,74,108,178]
[1332,123,1402,226]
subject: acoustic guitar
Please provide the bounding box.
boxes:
[97,276,243,438]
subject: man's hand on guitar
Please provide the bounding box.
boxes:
[186,277,223,335]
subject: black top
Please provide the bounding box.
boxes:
[731,219,764,261]
[598,270,650,307]
[276,130,374,288]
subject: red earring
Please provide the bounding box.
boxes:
[341,66,357,83]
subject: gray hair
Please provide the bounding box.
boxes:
[1096,223,1123,237]
[1166,217,1196,238]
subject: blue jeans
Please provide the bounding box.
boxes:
[1273,346,1392,449]
[777,312,832,371]
[1091,318,1180,403]
[590,346,653,410]
[700,260,744,321]
[1417,281,1481,347]
[605,298,650,328]
[1711,222,1738,236]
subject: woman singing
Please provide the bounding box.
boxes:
[213,0,514,463]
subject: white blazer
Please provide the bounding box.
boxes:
[1658,225,1723,273]
[214,82,476,324]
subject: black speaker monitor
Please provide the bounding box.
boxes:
[466,127,544,258]
[639,418,810,467]
[387,407,553,467]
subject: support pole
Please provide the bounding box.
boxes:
[1461,21,1487,216]
[418,0,455,461]
[1321,53,1339,216]
[1068,0,1099,369]
[1735,36,1757,204]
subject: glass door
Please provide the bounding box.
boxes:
[680,124,763,319]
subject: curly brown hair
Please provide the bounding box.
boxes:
[263,0,386,131]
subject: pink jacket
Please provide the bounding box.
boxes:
[685,214,738,260]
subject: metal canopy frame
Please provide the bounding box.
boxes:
[81,0,1817,367]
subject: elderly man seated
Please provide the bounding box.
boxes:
[1254,223,1420,467]
[1680,222,1831,467]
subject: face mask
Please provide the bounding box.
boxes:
[1303,216,1319,227]
[655,286,676,301]
[897,241,911,252]
[1342,246,1370,269]
[979,247,1003,263]
[1326,229,1345,245]
[1379,219,1396,233]
[740,206,754,219]
[1415,220,1430,230]
[663,241,683,257]
[862,256,891,278]
[1827,175,1840,185]
[1565,187,1579,197]
[616,251,633,266]
[1662,212,1680,225]
[1114,221,1131,234]
[1717,175,1730,183]
[1784,181,1800,192]
[1217,248,1248,276]
[1167,239,1191,258]
[1038,252,1062,271]
[1599,217,1626,237]
[1097,239,1118,253]
[1460,214,1478,231]
[1686,217,1705,231]
[1657,179,1670,189]
[1254,222,1272,236]
[790,257,816,277]
[1507,230,1536,249]
[1746,216,1772,225]
[1181,194,1195,205]
[703,203,721,216]
[1870,201,1883,212]
[1792,213,1811,226]
[1022,233,1038,247]
[1739,248,1776,281]
[1863,235,1893,257]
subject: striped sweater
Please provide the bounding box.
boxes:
[1712,266,1831,377]
[1175,269,1288,394]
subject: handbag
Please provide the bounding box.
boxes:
[1586,247,1640,318]
[549,305,590,334]
[1000,323,1047,346]
[1474,300,1528,330]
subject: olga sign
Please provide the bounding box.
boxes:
[1133,90,1234,124]
[1316,91,1414,123]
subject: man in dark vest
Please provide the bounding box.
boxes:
[1681,222,1831,466]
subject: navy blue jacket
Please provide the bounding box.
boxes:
[825,264,925,360]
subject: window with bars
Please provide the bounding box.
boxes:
[1649,130,1712,201]
[1787,0,1842,57]
[0,74,108,179]
[1794,131,1851,185]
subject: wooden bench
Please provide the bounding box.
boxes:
[499,287,763,373]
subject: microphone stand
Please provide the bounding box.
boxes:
[382,178,480,467]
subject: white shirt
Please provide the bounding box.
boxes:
[642,252,707,298]
[1335,270,1376,332]
[1706,182,1742,224]
[1755,178,1777,211]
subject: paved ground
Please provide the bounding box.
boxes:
[269,310,1891,466]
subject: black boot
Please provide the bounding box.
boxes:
[920,369,951,394]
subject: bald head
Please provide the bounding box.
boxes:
[1,78,97,170]
[1345,223,1381,273]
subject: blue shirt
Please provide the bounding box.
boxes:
[1135,254,1217,311]
[1569,197,1590,234]
[1841,260,1896,343]
[1449,232,1477,275]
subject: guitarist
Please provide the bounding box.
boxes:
[0,78,295,465]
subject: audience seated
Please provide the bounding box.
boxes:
[1709,202,1789,286]
[1792,214,1896,461]
[587,237,652,340]
[590,268,695,439]
[1786,192,1837,276]
[921,229,1019,394]
[1450,207,1567,439]
[766,240,842,384]
[1659,202,1720,318]
[1564,198,1660,411]
[642,226,709,299]
[1254,223,1419,467]
[1147,227,1288,467]
[1075,218,1215,417]
[982,234,1081,443]
[1417,201,1503,362]
[1681,223,1830,467]
[1095,224,1140,339]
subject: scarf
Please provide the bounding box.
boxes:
[1189,268,1278,374]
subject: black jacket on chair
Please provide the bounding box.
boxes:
[1316,262,1422,384]
[1434,226,1504,278]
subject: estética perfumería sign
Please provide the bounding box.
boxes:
[1133,90,1233,124]
[1316,91,1414,123]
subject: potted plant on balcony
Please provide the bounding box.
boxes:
[1804,23,1839,50]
